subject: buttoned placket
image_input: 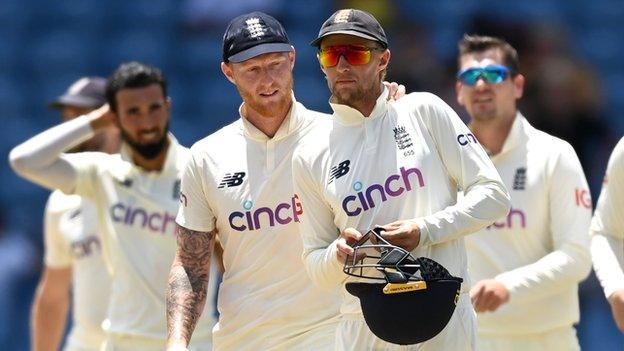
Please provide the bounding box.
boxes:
[266,138,276,172]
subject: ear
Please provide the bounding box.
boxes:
[378,49,390,72]
[221,62,236,84]
[165,97,172,111]
[288,47,296,70]
[513,74,525,99]
[455,81,465,106]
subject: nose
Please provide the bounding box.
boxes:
[335,54,350,71]
[473,76,489,91]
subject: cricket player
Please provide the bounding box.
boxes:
[10,62,216,351]
[456,35,592,350]
[32,77,118,351]
[166,11,405,351]
[292,9,510,351]
[590,137,624,333]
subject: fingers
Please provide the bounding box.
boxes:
[396,84,406,99]
[471,282,505,313]
[336,228,363,263]
[341,227,362,244]
[379,223,420,251]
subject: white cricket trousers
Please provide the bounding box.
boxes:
[101,333,212,351]
[336,293,476,351]
[477,326,580,351]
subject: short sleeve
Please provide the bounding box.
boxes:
[176,152,216,232]
[43,192,73,267]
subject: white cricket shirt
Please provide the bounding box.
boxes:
[292,89,510,317]
[590,137,624,298]
[68,136,214,342]
[176,98,341,351]
[45,190,110,349]
[465,113,592,335]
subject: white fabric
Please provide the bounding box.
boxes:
[9,116,216,344]
[45,190,110,350]
[9,115,93,194]
[465,114,592,335]
[291,89,509,346]
[477,326,580,351]
[335,294,475,351]
[590,137,624,298]
[176,97,341,351]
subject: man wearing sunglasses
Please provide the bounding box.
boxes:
[456,34,592,350]
[292,9,510,350]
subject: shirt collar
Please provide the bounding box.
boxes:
[120,133,180,174]
[494,112,531,157]
[330,86,389,125]
[238,92,304,141]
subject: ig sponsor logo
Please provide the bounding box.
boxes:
[575,188,592,209]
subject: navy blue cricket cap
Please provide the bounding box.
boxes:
[49,77,107,109]
[311,9,388,48]
[222,12,293,63]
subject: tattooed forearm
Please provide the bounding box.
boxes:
[166,224,216,348]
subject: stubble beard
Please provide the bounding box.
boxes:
[331,79,379,108]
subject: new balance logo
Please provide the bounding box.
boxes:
[513,167,526,190]
[328,160,351,184]
[218,172,246,188]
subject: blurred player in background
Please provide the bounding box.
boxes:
[292,9,510,350]
[456,35,592,350]
[31,77,119,351]
[590,137,624,333]
[166,11,405,351]
[10,62,217,351]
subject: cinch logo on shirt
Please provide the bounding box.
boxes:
[457,133,477,146]
[71,235,102,259]
[487,207,526,229]
[228,194,303,232]
[110,203,176,234]
[342,167,425,217]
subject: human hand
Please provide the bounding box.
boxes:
[470,279,510,313]
[87,104,118,132]
[336,227,363,264]
[383,81,406,101]
[377,220,421,251]
[608,289,624,332]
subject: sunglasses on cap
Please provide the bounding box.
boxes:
[318,44,383,68]
[457,64,511,86]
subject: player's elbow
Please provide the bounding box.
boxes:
[9,145,32,177]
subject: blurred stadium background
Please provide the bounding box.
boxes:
[1,0,623,349]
